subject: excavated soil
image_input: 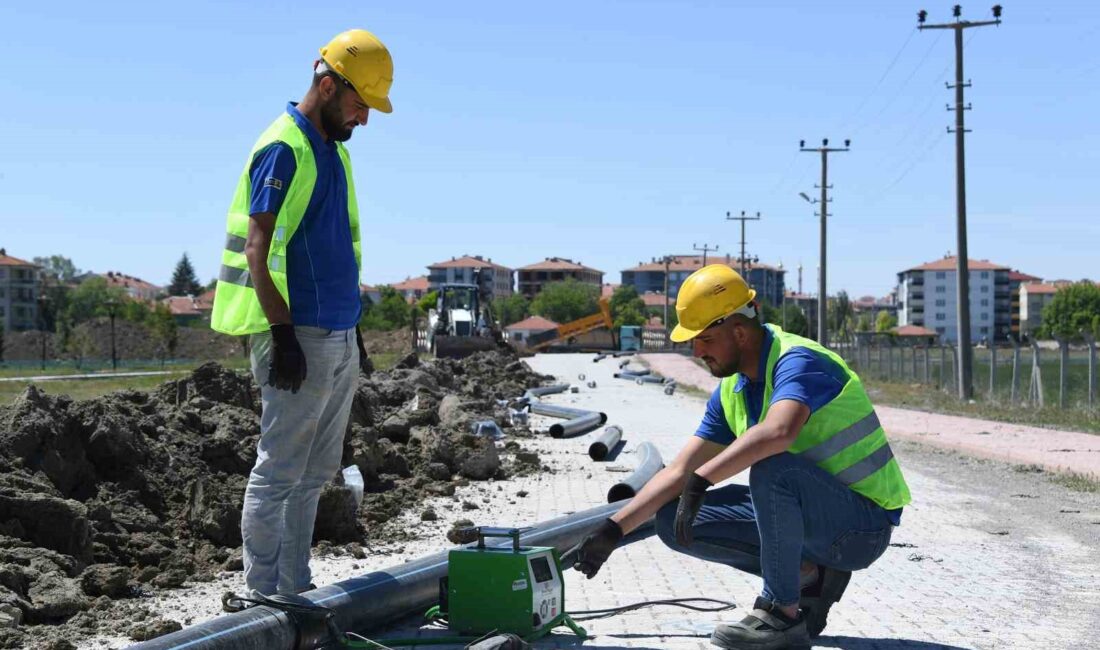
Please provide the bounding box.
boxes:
[0,350,549,648]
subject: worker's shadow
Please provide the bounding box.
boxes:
[542,633,971,649]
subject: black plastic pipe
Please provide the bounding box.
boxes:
[524,384,569,399]
[588,425,623,461]
[129,501,655,650]
[634,375,665,385]
[612,372,643,380]
[528,401,607,424]
[549,411,604,439]
[607,442,664,503]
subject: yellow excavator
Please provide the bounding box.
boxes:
[525,297,614,351]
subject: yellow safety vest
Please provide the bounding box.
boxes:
[720,325,911,510]
[210,113,361,335]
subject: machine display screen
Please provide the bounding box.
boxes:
[530,557,554,583]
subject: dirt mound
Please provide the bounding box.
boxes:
[0,349,550,647]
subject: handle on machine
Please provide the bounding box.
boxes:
[476,526,522,551]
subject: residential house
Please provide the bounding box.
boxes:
[162,295,205,325]
[1008,271,1042,336]
[852,293,898,321]
[360,284,383,308]
[1018,281,1072,336]
[896,255,1032,343]
[0,248,40,332]
[427,255,514,300]
[621,254,785,307]
[390,275,430,303]
[516,258,603,298]
[784,291,818,337]
[100,271,162,301]
[504,315,558,347]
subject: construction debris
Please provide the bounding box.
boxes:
[0,350,551,647]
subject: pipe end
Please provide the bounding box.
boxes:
[607,484,636,503]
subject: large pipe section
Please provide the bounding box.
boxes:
[130,501,656,650]
[607,442,664,503]
[549,411,604,439]
[528,401,607,424]
[588,425,623,461]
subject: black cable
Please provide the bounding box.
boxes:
[567,597,736,622]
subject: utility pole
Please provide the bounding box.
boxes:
[918,4,1002,400]
[725,211,762,278]
[692,243,719,267]
[800,138,849,346]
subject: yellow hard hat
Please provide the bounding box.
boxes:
[670,265,757,343]
[320,29,394,113]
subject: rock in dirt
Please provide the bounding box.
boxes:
[79,565,129,598]
[129,617,183,641]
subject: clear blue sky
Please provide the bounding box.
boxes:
[2,1,1097,299]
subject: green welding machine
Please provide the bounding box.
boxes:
[439,527,585,640]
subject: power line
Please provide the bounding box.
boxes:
[835,27,919,135]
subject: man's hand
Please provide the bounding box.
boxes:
[567,518,623,579]
[268,324,307,392]
[673,473,713,547]
[355,326,374,376]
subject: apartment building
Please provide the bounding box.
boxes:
[516,258,603,298]
[426,255,514,300]
[896,256,1033,343]
[620,254,786,306]
[0,249,40,332]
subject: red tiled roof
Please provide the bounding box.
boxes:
[641,292,669,307]
[892,325,939,337]
[162,296,202,316]
[195,289,216,310]
[1021,283,1059,295]
[518,257,602,273]
[390,275,430,291]
[428,255,511,271]
[1008,270,1042,282]
[102,271,161,291]
[601,283,619,298]
[905,256,1006,272]
[0,250,37,267]
[505,316,559,331]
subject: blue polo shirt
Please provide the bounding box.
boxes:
[694,327,902,524]
[247,103,361,330]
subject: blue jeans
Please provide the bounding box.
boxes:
[243,326,359,595]
[655,452,893,606]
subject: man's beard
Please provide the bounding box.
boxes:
[320,98,354,142]
[703,354,739,378]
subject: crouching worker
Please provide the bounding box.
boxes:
[569,265,911,650]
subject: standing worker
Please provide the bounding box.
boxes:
[210,29,393,599]
[570,265,911,649]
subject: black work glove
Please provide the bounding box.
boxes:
[674,473,713,547]
[567,518,623,579]
[355,326,374,376]
[267,324,307,393]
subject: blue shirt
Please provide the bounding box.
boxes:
[248,103,361,330]
[694,327,902,525]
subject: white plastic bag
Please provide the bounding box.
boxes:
[342,465,364,507]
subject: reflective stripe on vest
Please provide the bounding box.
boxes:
[719,325,912,511]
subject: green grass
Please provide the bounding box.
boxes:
[1049,472,1100,493]
[864,377,1100,435]
[0,353,405,406]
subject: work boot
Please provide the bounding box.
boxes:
[710,597,810,649]
[799,565,852,638]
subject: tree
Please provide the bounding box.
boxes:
[875,310,897,333]
[147,304,178,363]
[63,277,129,324]
[168,253,203,297]
[780,304,809,336]
[609,286,646,328]
[361,286,412,331]
[530,279,599,324]
[492,293,530,327]
[828,291,853,342]
[417,290,439,316]
[1038,281,1100,340]
[33,255,80,283]
[856,313,873,332]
